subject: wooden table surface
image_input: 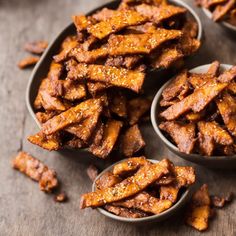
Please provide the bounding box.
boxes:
[0,0,236,235]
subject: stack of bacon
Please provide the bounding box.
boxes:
[28,0,200,159]
[159,61,236,156]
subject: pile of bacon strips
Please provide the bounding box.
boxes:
[27,0,200,159]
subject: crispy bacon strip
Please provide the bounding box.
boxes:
[212,0,235,21]
[160,78,229,120]
[228,82,236,94]
[106,55,141,69]
[198,121,233,156]
[18,56,39,69]
[216,93,236,136]
[109,90,127,118]
[121,125,146,157]
[87,82,109,96]
[24,40,48,54]
[88,10,147,39]
[80,159,170,209]
[41,98,102,135]
[92,8,115,21]
[12,152,58,192]
[159,121,196,154]
[36,111,59,124]
[62,80,86,101]
[95,171,122,190]
[68,63,145,93]
[135,4,186,24]
[89,120,123,159]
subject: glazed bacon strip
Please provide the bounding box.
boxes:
[88,10,147,39]
[41,98,103,135]
[80,159,170,209]
[67,63,145,93]
[212,0,235,21]
[12,152,58,192]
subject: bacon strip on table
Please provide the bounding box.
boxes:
[24,40,48,54]
[18,56,40,69]
[12,152,58,192]
[80,159,171,209]
[88,10,147,39]
[95,171,122,190]
[67,63,145,93]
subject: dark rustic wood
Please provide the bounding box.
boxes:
[0,0,236,235]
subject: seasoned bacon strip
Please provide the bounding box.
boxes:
[89,120,123,159]
[198,121,233,156]
[113,191,172,214]
[41,98,102,135]
[80,159,170,209]
[160,79,229,120]
[72,15,94,32]
[66,137,85,149]
[121,125,146,157]
[87,82,108,96]
[216,93,236,136]
[12,152,58,192]
[228,82,236,94]
[106,55,141,69]
[109,90,127,118]
[217,66,236,83]
[107,29,182,55]
[88,10,147,39]
[18,56,39,69]
[92,8,115,21]
[96,171,122,190]
[36,111,59,124]
[135,4,186,24]
[212,0,235,21]
[159,121,196,154]
[28,131,61,151]
[68,63,145,93]
[62,80,86,101]
[24,40,48,55]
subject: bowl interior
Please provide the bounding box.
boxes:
[26,0,203,129]
[151,63,236,163]
[92,159,191,223]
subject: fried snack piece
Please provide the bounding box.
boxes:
[62,80,86,101]
[95,171,122,190]
[92,8,115,21]
[160,98,180,107]
[87,82,108,96]
[121,125,146,157]
[54,192,67,203]
[41,98,102,135]
[160,78,229,120]
[28,131,61,151]
[206,60,221,77]
[186,184,211,231]
[198,121,233,156]
[113,191,172,214]
[161,70,189,102]
[177,35,201,56]
[228,81,236,94]
[212,0,235,21]
[105,55,141,69]
[36,111,59,124]
[196,0,227,8]
[104,205,148,218]
[18,56,39,69]
[86,165,99,182]
[182,19,198,38]
[88,10,147,39]
[24,40,48,54]
[185,110,205,122]
[80,159,170,208]
[159,121,196,154]
[107,29,182,55]
[89,120,123,159]
[66,137,85,149]
[12,151,58,192]
[72,15,93,32]
[217,65,236,83]
[68,63,145,93]
[113,156,148,176]
[216,93,236,136]
[135,4,186,24]
[109,90,127,118]
[53,36,78,62]
[128,98,151,125]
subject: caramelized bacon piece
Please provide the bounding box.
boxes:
[216,93,236,136]
[18,56,39,69]
[87,82,108,96]
[68,63,145,93]
[113,191,172,214]
[217,65,236,83]
[185,110,205,122]
[186,184,211,231]
[66,137,84,149]
[24,40,48,54]
[206,60,221,77]
[178,36,201,56]
[92,8,115,21]
[109,90,127,118]
[182,19,198,38]
[88,10,147,39]
[41,98,102,135]
[160,78,229,120]
[89,120,123,159]
[28,131,61,151]
[159,121,196,154]
[36,111,59,124]
[135,4,186,24]
[80,159,170,209]
[12,152,58,192]
[212,0,235,21]
[121,125,146,157]
[72,15,93,32]
[95,171,122,190]
[104,205,148,218]
[105,55,141,69]
[228,82,236,94]
[62,80,86,101]
[54,192,67,203]
[128,98,151,125]
[198,121,233,156]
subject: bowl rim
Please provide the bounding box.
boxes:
[202,7,236,31]
[150,63,236,161]
[25,0,203,130]
[91,158,191,223]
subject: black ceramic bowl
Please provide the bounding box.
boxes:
[151,64,236,169]
[92,158,192,224]
[26,0,202,128]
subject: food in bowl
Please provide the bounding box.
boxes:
[27,0,201,159]
[80,157,196,218]
[158,61,236,156]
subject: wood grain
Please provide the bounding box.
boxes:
[0,0,235,235]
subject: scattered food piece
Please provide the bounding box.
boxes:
[87,165,99,182]
[54,192,67,203]
[18,56,39,69]
[24,40,48,54]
